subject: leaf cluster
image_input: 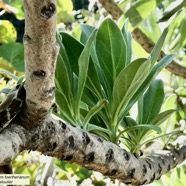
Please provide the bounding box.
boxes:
[55,18,178,153]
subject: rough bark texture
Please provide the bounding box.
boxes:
[98,0,186,79]
[0,119,186,186]
[0,0,186,185]
[21,0,59,128]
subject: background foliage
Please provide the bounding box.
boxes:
[0,0,186,185]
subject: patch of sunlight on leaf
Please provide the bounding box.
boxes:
[0,20,17,43]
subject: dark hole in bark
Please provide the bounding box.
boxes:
[126,168,135,179]
[12,142,16,151]
[123,150,130,161]
[23,34,31,43]
[97,137,103,143]
[141,180,148,185]
[47,122,55,133]
[60,121,66,129]
[158,164,162,174]
[82,132,90,146]
[167,164,171,171]
[41,3,56,19]
[32,70,46,79]
[64,136,74,149]
[105,169,117,176]
[146,160,152,169]
[63,155,73,161]
[105,148,114,163]
[47,142,57,151]
[151,173,156,182]
[142,164,147,176]
[84,152,95,163]
[68,136,74,148]
[31,133,39,142]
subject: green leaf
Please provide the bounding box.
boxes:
[80,24,96,44]
[158,0,185,22]
[57,0,74,23]
[96,18,127,98]
[137,95,144,124]
[0,20,17,44]
[11,0,25,20]
[55,51,73,108]
[75,30,97,119]
[55,89,76,125]
[87,124,112,136]
[142,79,165,124]
[112,58,151,123]
[121,20,132,66]
[149,28,168,65]
[123,54,174,115]
[86,59,105,100]
[59,32,83,76]
[117,124,162,141]
[124,0,162,28]
[0,69,19,80]
[83,99,108,130]
[0,43,24,72]
[149,109,177,126]
[0,88,11,94]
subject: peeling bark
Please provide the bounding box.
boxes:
[0,119,185,185]
[98,0,186,79]
[21,0,59,128]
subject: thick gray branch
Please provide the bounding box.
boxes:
[22,0,59,128]
[0,118,185,186]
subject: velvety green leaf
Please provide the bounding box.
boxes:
[86,59,105,100]
[83,99,108,130]
[91,42,111,101]
[137,95,144,124]
[0,20,17,44]
[75,30,97,117]
[121,20,132,66]
[56,33,74,106]
[0,43,24,71]
[80,24,96,44]
[88,124,112,135]
[124,116,138,127]
[55,53,73,106]
[85,26,112,101]
[118,124,161,139]
[123,54,174,116]
[112,58,151,122]
[149,109,177,126]
[149,28,168,65]
[96,18,127,94]
[142,79,164,124]
[55,89,76,125]
[59,32,83,76]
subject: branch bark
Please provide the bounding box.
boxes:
[21,0,59,128]
[0,1,186,185]
[0,119,185,186]
[98,0,186,79]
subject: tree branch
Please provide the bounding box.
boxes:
[1,1,185,185]
[21,0,59,128]
[0,118,185,185]
[98,0,186,79]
